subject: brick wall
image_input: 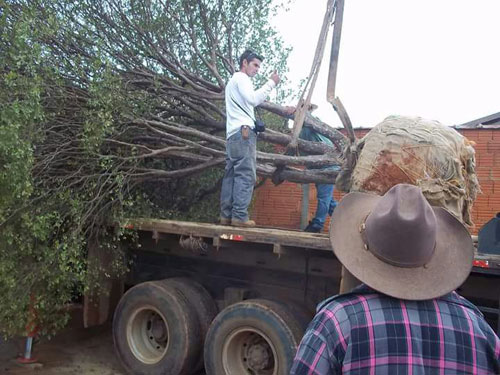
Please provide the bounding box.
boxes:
[461,129,500,234]
[252,128,500,235]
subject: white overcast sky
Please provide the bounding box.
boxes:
[271,0,500,128]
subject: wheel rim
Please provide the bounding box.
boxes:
[222,326,278,375]
[126,305,169,364]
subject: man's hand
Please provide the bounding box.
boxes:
[270,70,280,85]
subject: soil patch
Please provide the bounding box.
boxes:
[1,324,125,375]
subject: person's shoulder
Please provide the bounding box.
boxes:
[226,72,243,89]
[438,292,500,337]
[307,286,381,341]
[227,72,249,90]
[440,291,489,321]
[232,71,249,82]
[316,284,381,317]
[298,127,314,141]
[441,292,482,312]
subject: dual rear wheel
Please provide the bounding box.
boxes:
[204,299,307,375]
[113,278,216,374]
[112,279,310,375]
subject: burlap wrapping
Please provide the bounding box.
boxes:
[336,115,480,226]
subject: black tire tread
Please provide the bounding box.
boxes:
[204,298,305,375]
[112,281,200,375]
[159,277,218,371]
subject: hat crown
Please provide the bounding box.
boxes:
[364,184,437,268]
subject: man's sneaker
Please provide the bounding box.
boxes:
[219,217,231,225]
[231,218,256,227]
[304,221,322,233]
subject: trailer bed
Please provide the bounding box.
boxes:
[84,218,499,336]
[125,218,332,251]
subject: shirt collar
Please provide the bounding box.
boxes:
[317,283,483,317]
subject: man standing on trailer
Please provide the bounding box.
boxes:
[298,123,339,233]
[220,49,280,227]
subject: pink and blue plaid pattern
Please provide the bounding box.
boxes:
[291,285,500,374]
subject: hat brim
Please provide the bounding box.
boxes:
[330,192,474,300]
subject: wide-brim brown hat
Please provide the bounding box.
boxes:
[330,184,474,300]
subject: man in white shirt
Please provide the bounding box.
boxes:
[220,49,280,227]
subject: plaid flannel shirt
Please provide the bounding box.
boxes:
[291,285,500,375]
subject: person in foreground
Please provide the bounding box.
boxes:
[220,49,280,228]
[291,184,500,374]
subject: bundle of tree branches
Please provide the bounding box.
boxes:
[7,0,348,229]
[28,0,346,183]
[1,0,346,336]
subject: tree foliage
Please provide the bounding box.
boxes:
[0,4,84,336]
[0,0,346,337]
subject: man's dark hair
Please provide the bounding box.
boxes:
[239,49,264,68]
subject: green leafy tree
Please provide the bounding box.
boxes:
[0,3,129,337]
[0,0,346,337]
[0,5,80,336]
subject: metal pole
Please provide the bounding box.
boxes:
[301,184,310,230]
[24,336,33,360]
[17,335,37,364]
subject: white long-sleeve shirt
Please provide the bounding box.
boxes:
[225,72,276,139]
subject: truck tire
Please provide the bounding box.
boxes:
[204,299,304,375]
[112,281,200,375]
[159,277,218,371]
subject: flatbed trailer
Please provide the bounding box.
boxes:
[85,219,500,375]
[465,252,500,333]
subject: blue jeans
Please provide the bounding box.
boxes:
[310,183,337,230]
[220,128,257,221]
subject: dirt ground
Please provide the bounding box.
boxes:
[0,324,125,375]
[0,321,207,375]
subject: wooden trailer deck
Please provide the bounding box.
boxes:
[125,218,332,252]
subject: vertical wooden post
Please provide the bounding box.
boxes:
[301,184,310,230]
